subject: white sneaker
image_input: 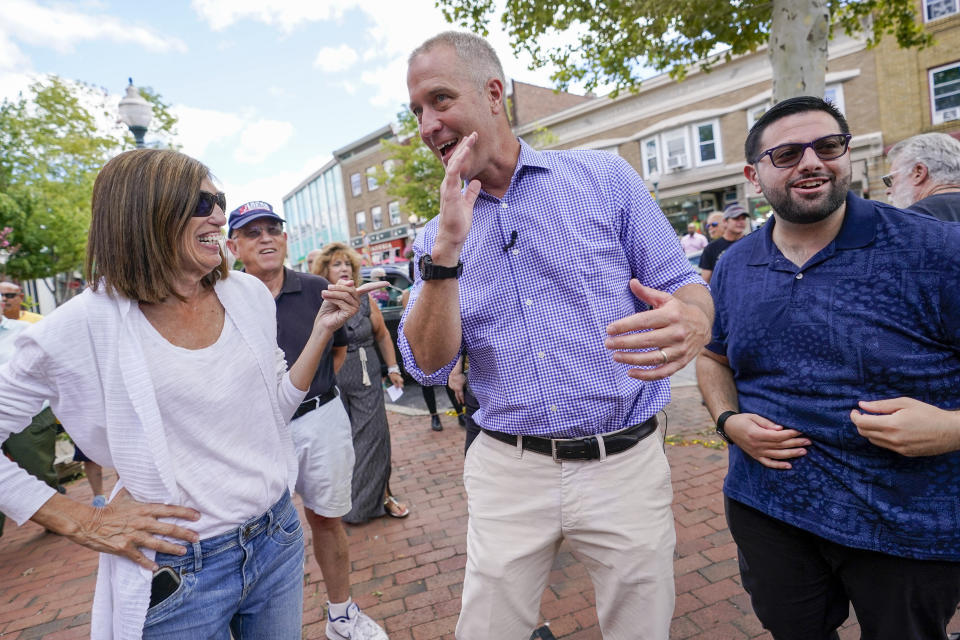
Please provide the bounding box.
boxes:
[326,601,389,640]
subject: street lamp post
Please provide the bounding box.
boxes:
[118,78,152,148]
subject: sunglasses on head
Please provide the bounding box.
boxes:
[195,191,226,217]
[1,292,20,299]
[755,133,852,168]
[237,222,284,239]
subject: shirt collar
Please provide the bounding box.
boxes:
[748,191,877,265]
[278,267,302,295]
[516,138,550,171]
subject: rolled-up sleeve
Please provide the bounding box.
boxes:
[0,337,59,525]
[397,234,462,386]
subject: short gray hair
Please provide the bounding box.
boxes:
[409,31,505,93]
[888,132,960,185]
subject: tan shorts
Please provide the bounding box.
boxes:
[289,395,354,517]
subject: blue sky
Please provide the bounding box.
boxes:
[0,0,570,215]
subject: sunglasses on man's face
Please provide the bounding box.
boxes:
[1,292,21,299]
[707,222,720,228]
[238,222,284,239]
[195,191,226,217]
[755,133,852,168]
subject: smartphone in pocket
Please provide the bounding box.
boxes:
[149,566,181,608]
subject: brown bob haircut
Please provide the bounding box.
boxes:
[86,149,228,303]
[311,242,362,284]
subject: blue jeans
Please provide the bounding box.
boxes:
[143,490,304,640]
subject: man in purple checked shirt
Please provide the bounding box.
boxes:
[398,32,713,640]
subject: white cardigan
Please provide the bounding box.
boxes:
[0,271,302,639]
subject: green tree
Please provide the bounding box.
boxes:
[0,75,178,299]
[437,0,930,101]
[376,109,445,222]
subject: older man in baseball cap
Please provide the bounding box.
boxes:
[699,203,749,283]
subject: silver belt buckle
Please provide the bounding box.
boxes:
[551,438,559,463]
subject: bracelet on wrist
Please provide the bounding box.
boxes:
[387,365,401,374]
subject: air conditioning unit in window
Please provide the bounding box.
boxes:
[942,108,959,122]
[668,154,687,170]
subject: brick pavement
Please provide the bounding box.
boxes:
[2,384,959,639]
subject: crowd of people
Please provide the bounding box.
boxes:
[1,28,959,640]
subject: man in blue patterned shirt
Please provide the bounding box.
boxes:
[697,96,960,640]
[398,32,713,640]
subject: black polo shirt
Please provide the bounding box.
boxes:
[275,268,348,400]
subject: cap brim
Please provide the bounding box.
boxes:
[229,212,285,232]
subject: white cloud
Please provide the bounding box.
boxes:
[360,57,409,109]
[220,153,333,216]
[314,44,359,73]
[0,0,187,54]
[191,0,360,33]
[171,104,246,160]
[234,119,295,164]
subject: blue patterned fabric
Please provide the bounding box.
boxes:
[707,192,960,560]
[398,139,704,438]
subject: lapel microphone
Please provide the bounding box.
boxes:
[503,230,518,252]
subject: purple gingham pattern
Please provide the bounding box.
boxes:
[398,139,705,438]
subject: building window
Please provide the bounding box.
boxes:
[746,102,769,130]
[350,173,362,197]
[930,61,960,124]
[642,138,659,177]
[695,121,720,165]
[371,205,383,230]
[366,167,378,191]
[823,83,846,114]
[924,0,958,21]
[388,201,401,226]
[355,211,366,234]
[663,129,689,171]
[383,159,396,176]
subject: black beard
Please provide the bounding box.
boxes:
[763,173,850,224]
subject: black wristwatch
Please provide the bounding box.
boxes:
[715,410,739,443]
[419,254,463,280]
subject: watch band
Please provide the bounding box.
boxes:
[715,410,739,443]
[419,254,463,280]
[387,365,401,374]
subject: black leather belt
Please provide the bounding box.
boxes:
[481,414,659,461]
[292,388,338,420]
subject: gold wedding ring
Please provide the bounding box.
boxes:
[657,349,668,366]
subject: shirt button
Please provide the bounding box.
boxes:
[550,405,558,412]
[500,202,508,209]
[796,273,804,280]
[512,248,519,255]
[537,351,546,359]
[525,299,533,306]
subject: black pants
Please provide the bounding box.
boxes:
[420,383,463,416]
[726,497,960,640]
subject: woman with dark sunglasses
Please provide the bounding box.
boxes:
[0,148,377,639]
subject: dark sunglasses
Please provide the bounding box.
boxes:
[880,169,906,188]
[1,292,20,299]
[195,191,226,217]
[707,222,720,228]
[755,133,852,168]
[238,222,284,239]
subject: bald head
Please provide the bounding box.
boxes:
[306,249,322,272]
[0,281,23,320]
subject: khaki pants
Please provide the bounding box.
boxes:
[457,431,675,640]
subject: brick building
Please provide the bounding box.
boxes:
[511,0,960,231]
